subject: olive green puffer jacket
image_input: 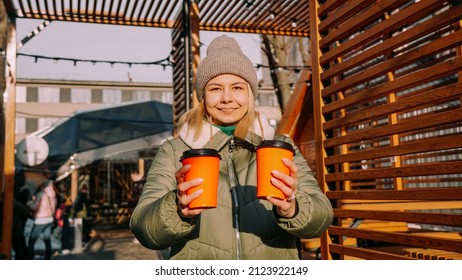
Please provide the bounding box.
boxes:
[130,116,333,259]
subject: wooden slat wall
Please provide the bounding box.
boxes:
[311,0,462,259]
[171,13,188,128]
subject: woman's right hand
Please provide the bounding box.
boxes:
[175,164,205,219]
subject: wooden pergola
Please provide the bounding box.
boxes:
[4,0,309,35]
[0,0,311,260]
[2,0,462,260]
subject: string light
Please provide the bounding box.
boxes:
[20,47,307,74]
[18,52,173,69]
[255,63,310,72]
[291,18,298,28]
[196,41,309,73]
[239,0,304,28]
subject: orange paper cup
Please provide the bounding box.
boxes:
[180,148,221,209]
[256,140,295,200]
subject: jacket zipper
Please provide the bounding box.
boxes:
[228,136,242,260]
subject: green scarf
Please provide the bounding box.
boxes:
[213,124,236,136]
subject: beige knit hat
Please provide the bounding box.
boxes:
[195,35,258,102]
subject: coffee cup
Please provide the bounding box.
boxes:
[256,140,295,200]
[180,148,221,209]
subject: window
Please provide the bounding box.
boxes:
[151,91,173,104]
[133,90,151,101]
[16,86,27,103]
[25,118,38,133]
[122,90,132,102]
[92,89,103,103]
[71,88,92,103]
[161,91,173,104]
[26,87,38,102]
[60,88,71,103]
[38,87,60,103]
[15,118,26,134]
[102,89,122,104]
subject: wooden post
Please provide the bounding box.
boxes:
[71,168,78,202]
[190,1,200,108]
[138,158,144,178]
[0,18,16,260]
[309,0,332,260]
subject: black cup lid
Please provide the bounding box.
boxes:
[180,148,221,161]
[256,140,295,155]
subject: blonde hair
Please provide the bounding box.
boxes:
[176,84,257,140]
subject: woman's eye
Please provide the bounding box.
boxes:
[233,86,244,91]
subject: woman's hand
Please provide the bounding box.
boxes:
[175,164,205,219]
[266,158,298,218]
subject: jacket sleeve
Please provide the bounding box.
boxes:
[275,136,334,239]
[27,192,43,213]
[130,140,197,250]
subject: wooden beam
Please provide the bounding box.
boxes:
[275,69,311,137]
[338,200,462,211]
[333,209,462,227]
[327,188,462,200]
[1,20,16,260]
[325,161,462,181]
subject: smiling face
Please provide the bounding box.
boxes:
[204,74,250,126]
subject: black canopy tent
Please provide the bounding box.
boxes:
[16,100,173,178]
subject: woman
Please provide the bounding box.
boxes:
[130,35,333,259]
[27,179,57,260]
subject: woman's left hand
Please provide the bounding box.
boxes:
[266,158,298,218]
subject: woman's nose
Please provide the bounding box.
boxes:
[221,87,232,102]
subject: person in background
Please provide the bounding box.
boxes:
[12,170,32,259]
[56,184,73,253]
[130,35,333,259]
[27,179,57,260]
[129,170,145,209]
[72,184,90,243]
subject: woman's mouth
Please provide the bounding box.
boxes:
[219,108,236,112]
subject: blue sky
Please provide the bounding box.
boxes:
[16,19,263,83]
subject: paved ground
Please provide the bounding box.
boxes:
[51,228,168,260]
[23,218,167,260]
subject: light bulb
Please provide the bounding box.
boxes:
[291,19,297,28]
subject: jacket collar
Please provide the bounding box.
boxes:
[178,113,275,150]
